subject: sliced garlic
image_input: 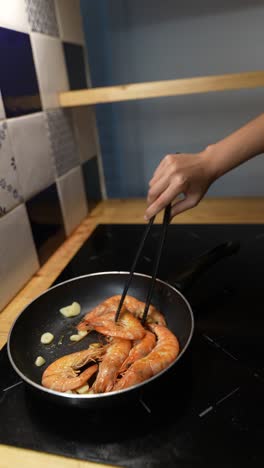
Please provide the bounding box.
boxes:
[35,356,46,367]
[76,384,89,394]
[69,334,82,342]
[90,342,102,349]
[40,332,54,344]
[69,330,88,342]
[60,301,81,317]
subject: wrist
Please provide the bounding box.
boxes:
[199,144,222,182]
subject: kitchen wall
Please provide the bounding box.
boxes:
[0,0,105,311]
[81,0,264,197]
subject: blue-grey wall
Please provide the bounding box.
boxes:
[81,0,264,197]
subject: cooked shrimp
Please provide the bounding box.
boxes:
[78,309,146,341]
[77,295,166,331]
[113,324,180,391]
[42,345,105,392]
[93,338,131,393]
[80,296,120,322]
[119,330,156,374]
[76,296,121,331]
[123,295,166,326]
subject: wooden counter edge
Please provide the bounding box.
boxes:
[0,445,119,468]
[1,197,264,468]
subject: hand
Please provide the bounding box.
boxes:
[145,150,215,220]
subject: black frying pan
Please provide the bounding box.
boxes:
[7,240,239,409]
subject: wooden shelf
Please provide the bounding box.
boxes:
[59,70,264,107]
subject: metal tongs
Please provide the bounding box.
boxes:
[115,204,171,324]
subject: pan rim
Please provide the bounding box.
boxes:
[7,271,195,400]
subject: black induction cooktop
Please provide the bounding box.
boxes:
[1,223,264,468]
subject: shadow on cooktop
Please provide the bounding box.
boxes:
[24,357,192,444]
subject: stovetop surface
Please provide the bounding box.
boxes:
[1,223,264,467]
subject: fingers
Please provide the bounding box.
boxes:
[150,154,176,186]
[147,177,169,206]
[145,184,181,220]
[146,152,205,220]
[148,155,183,204]
[145,192,199,221]
[145,152,212,219]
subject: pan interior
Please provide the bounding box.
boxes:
[8,273,193,388]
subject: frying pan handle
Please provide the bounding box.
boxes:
[172,240,240,292]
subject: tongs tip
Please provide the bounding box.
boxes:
[115,204,171,324]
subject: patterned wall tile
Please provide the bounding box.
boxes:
[0,121,22,217]
[63,42,87,90]
[8,112,54,201]
[55,0,84,44]
[0,0,29,33]
[0,204,39,311]
[82,156,103,211]
[25,0,59,37]
[30,33,69,109]
[0,92,5,120]
[0,27,41,118]
[72,106,97,163]
[45,108,79,177]
[26,183,65,265]
[57,166,88,236]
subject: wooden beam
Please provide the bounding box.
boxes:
[59,70,264,107]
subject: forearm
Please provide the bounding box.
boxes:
[204,113,264,180]
[145,112,264,220]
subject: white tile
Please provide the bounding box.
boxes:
[0,121,22,216]
[72,106,97,163]
[45,108,79,177]
[0,204,39,310]
[30,33,69,109]
[55,0,84,44]
[57,166,87,236]
[0,92,5,120]
[0,0,29,33]
[25,0,59,37]
[8,112,55,201]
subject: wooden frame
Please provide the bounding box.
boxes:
[59,70,264,107]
